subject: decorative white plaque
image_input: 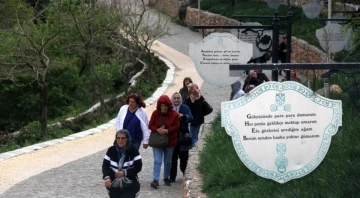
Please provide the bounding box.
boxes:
[302,0,322,19]
[316,23,351,53]
[266,0,282,9]
[221,81,342,183]
[189,33,252,87]
[344,28,355,52]
[231,22,272,59]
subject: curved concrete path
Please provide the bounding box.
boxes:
[0,4,240,198]
[0,14,219,198]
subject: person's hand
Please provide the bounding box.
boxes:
[105,178,111,188]
[157,128,165,133]
[193,88,200,96]
[159,129,168,135]
[115,170,125,178]
[143,144,148,149]
[178,113,183,118]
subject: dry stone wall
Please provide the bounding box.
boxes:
[148,0,182,17]
[150,0,327,69]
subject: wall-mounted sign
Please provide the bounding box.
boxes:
[302,0,322,19]
[221,81,342,183]
[231,22,272,59]
[266,0,282,9]
[189,33,252,87]
[316,23,352,53]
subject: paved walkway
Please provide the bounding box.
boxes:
[0,6,220,196]
[0,3,289,197]
[0,41,205,198]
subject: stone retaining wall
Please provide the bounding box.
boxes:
[148,0,182,17]
[150,0,327,67]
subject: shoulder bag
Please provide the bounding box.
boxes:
[203,100,213,116]
[179,131,192,146]
[148,115,169,148]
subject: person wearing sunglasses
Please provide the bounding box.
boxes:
[102,129,142,198]
[116,93,150,150]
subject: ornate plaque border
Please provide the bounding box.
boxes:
[221,81,342,183]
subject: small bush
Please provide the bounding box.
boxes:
[15,121,42,147]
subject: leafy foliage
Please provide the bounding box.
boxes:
[0,0,170,140]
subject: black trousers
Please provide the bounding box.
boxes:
[170,144,189,180]
[107,181,140,198]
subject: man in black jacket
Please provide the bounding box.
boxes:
[278,35,287,75]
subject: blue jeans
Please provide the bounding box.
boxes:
[190,124,201,147]
[152,147,175,181]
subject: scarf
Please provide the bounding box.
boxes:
[111,130,133,189]
[111,147,133,188]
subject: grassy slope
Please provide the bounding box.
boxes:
[199,100,360,197]
[0,54,168,153]
[197,1,360,197]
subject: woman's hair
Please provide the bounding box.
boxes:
[115,129,132,150]
[126,93,146,108]
[183,77,193,88]
[250,71,257,78]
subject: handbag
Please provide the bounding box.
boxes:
[179,132,192,146]
[148,115,169,148]
[203,100,213,116]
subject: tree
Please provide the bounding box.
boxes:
[0,0,67,137]
[56,0,125,115]
[0,0,171,135]
[25,0,51,21]
[60,0,171,103]
[117,0,171,87]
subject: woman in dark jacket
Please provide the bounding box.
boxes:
[149,95,180,188]
[179,77,193,100]
[169,92,193,182]
[102,129,142,198]
[184,83,209,148]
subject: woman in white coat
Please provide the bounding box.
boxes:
[116,93,150,150]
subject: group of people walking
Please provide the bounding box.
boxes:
[102,77,211,198]
[231,68,302,100]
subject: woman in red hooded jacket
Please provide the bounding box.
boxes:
[148,95,180,189]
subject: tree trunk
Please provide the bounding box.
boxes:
[39,77,48,137]
[89,53,106,115]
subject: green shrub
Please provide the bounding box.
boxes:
[15,121,42,147]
